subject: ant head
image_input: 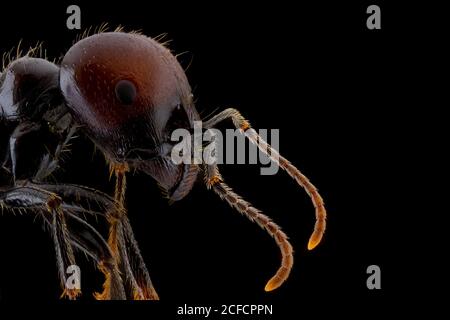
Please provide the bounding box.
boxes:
[60,32,199,198]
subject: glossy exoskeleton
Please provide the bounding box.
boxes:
[0,31,327,300]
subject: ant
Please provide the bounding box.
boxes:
[0,30,327,300]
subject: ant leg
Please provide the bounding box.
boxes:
[203,108,326,250]
[3,125,127,299]
[67,211,126,300]
[43,182,131,301]
[94,164,128,300]
[28,125,153,300]
[203,163,293,292]
[2,122,41,183]
[0,183,127,299]
[30,181,128,299]
[96,164,159,300]
[49,198,80,299]
[113,165,159,300]
[0,185,78,299]
[121,216,159,300]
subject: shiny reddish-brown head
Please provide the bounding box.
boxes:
[60,32,199,199]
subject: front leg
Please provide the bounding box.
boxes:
[0,183,127,299]
[96,163,159,300]
[1,186,78,299]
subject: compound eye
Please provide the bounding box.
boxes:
[115,80,137,105]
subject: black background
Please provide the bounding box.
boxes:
[0,0,437,317]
